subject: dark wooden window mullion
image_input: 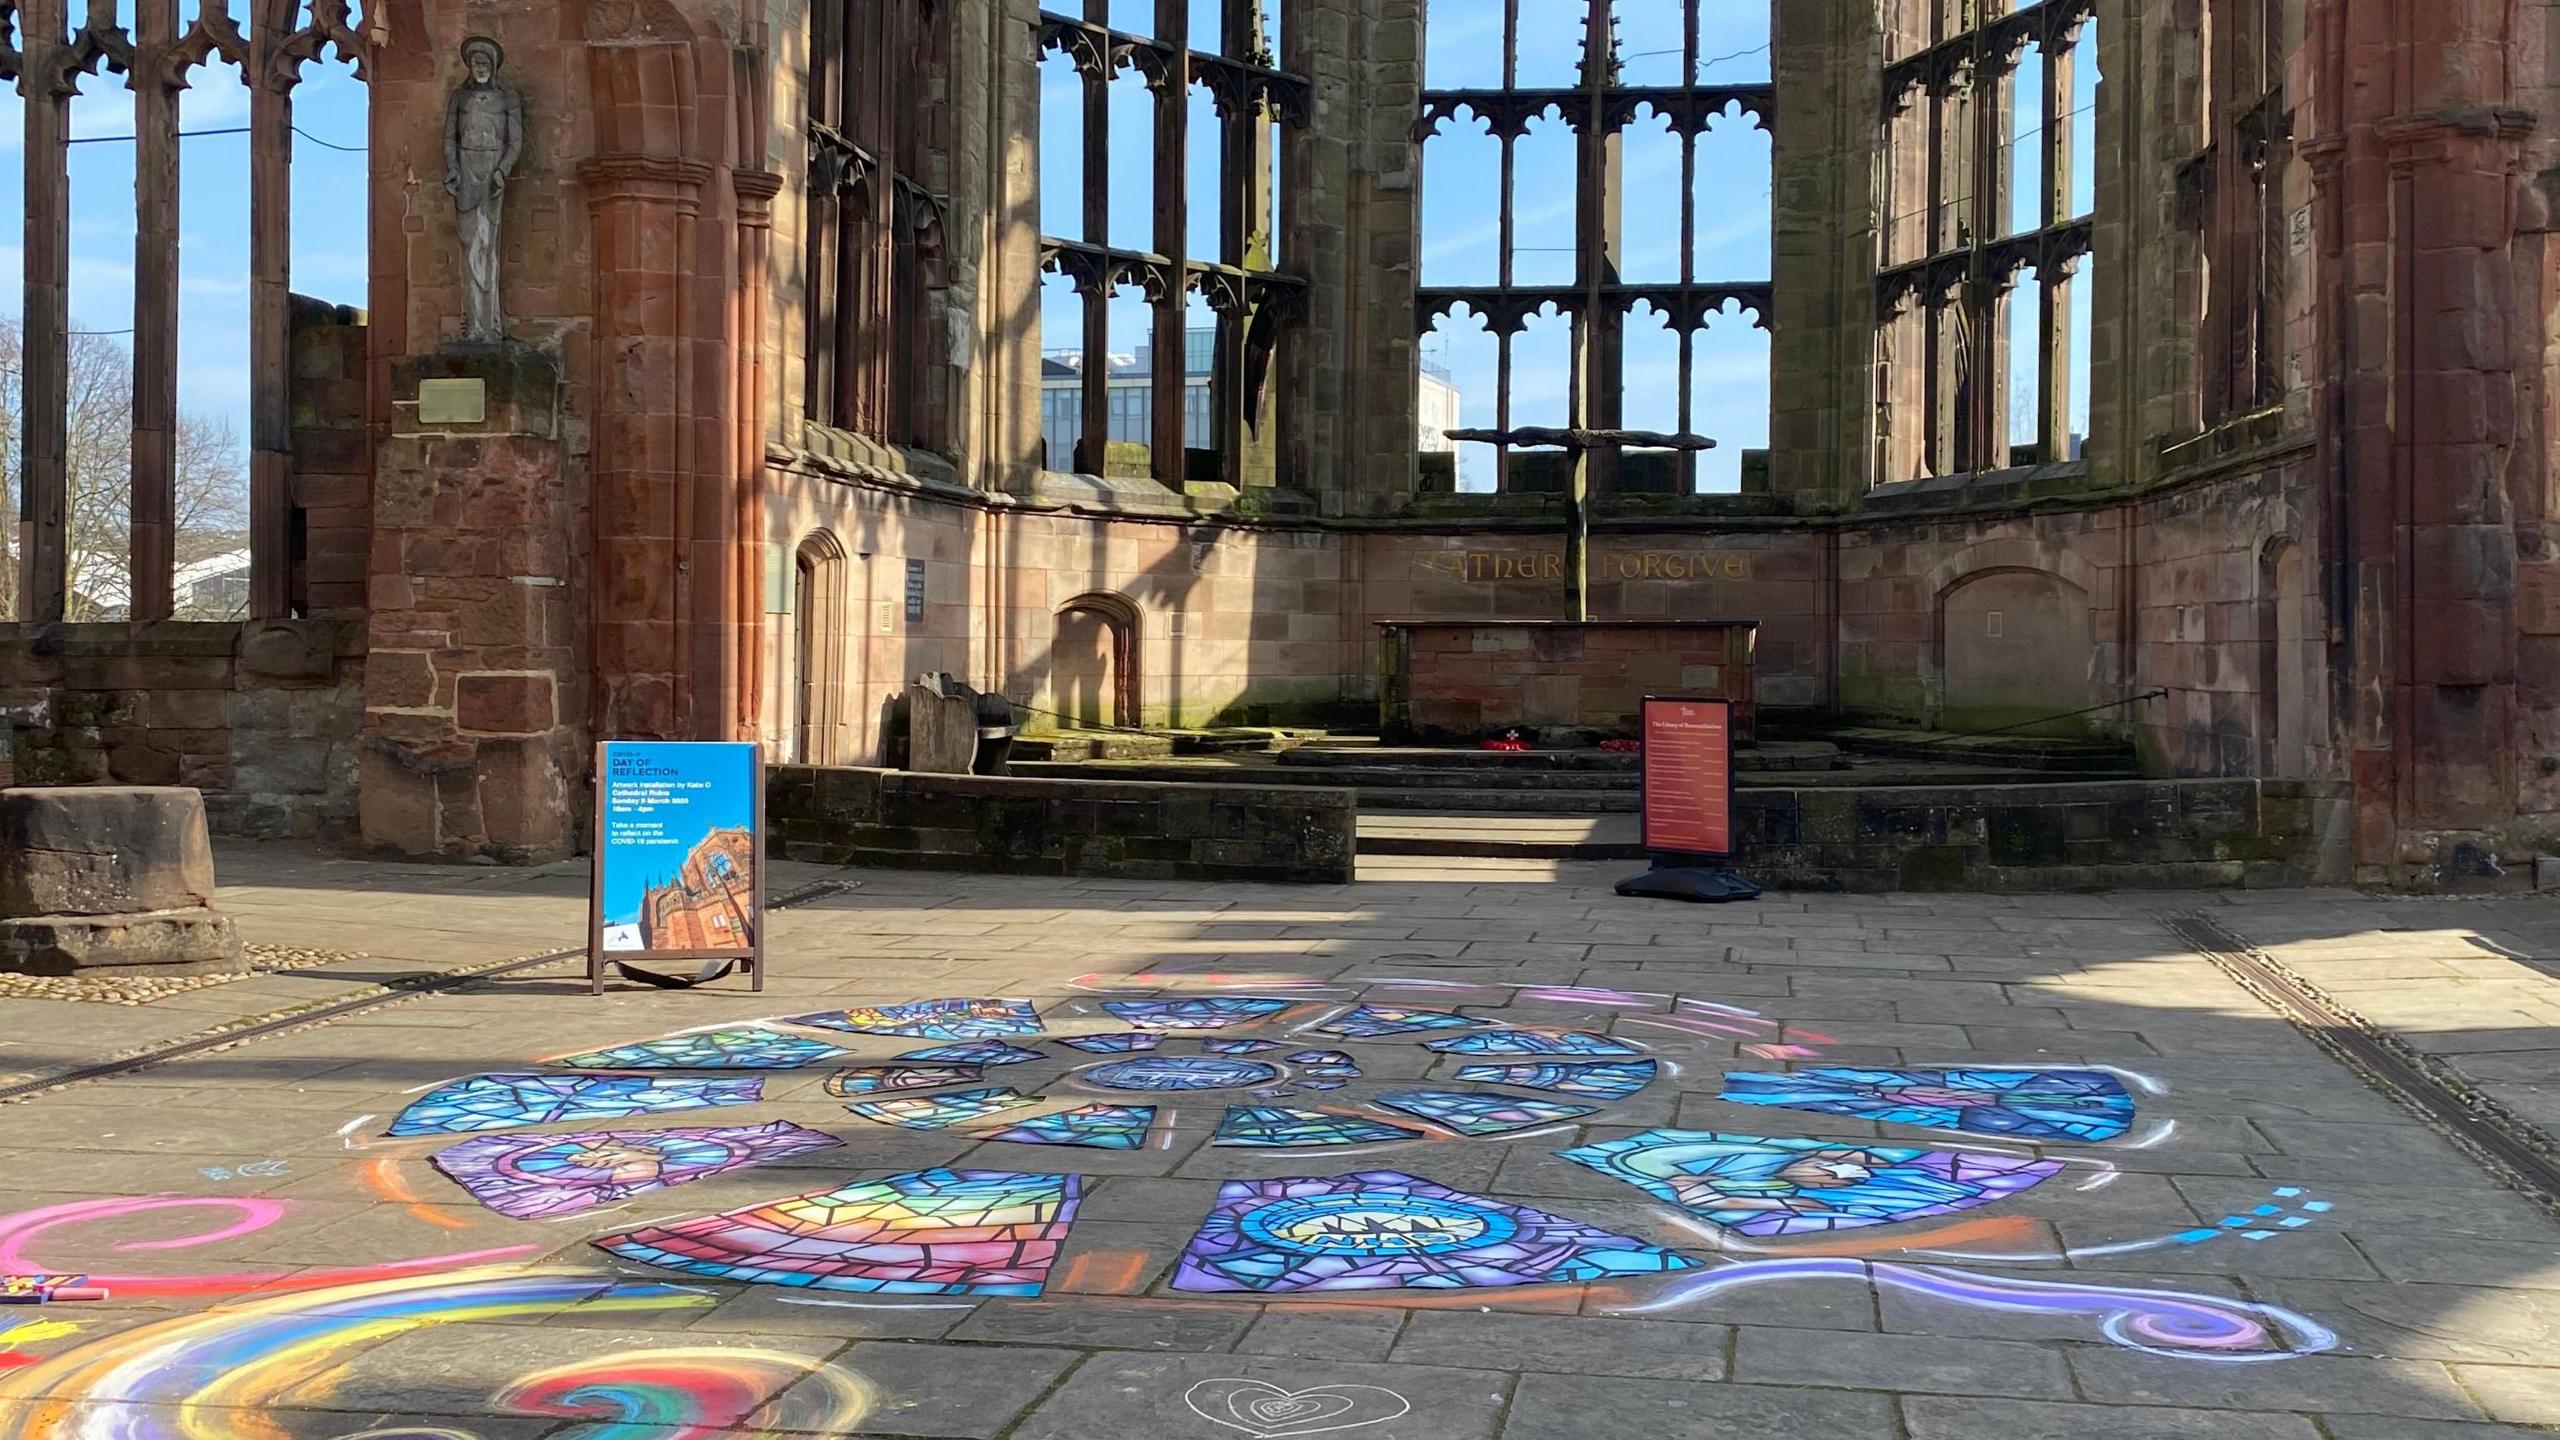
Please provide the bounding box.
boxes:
[1151,0,1191,485]
[1079,0,1111,474]
[1675,0,1698,473]
[130,0,181,621]
[2040,18,2076,454]
[1212,0,1254,488]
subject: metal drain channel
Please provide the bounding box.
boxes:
[0,878,853,1105]
[2167,910,2560,1212]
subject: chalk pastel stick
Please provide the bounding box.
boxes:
[0,1288,108,1303]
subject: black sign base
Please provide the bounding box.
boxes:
[1615,865,1764,904]
[612,958,742,990]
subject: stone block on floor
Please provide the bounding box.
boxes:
[0,785,220,915]
[0,906,244,976]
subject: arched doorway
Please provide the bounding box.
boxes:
[1053,593,1140,729]
[792,532,848,763]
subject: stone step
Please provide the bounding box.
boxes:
[1357,812,1647,861]
[1357,788,1639,813]
[1815,725,2142,774]
[1276,740,1848,772]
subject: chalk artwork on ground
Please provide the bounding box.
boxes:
[429,1120,844,1220]
[1281,1050,1363,1081]
[593,1169,1080,1295]
[1185,1378,1413,1440]
[1085,1056,1285,1092]
[985,1103,1159,1150]
[1557,1129,2064,1236]
[1174,1172,1699,1292]
[494,1344,877,1436]
[1451,1059,1658,1100]
[824,1063,986,1095]
[1311,1004,1493,1038]
[844,1087,1041,1130]
[781,998,1047,1039]
[892,1039,1049,1067]
[1213,1107,1431,1147]
[385,1073,765,1137]
[1374,1090,1598,1136]
[1102,997,1299,1029]
[1055,1031,1166,1053]
[0,982,2358,1440]
[1718,1066,2140,1143]
[551,1027,850,1069]
[1422,1029,1644,1057]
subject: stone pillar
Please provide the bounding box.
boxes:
[1302,0,1423,516]
[362,349,581,861]
[360,0,757,859]
[2304,0,2542,882]
[1768,0,1881,507]
[581,28,746,743]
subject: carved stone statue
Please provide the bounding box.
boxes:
[445,36,524,344]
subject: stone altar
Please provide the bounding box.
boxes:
[1378,620,1758,746]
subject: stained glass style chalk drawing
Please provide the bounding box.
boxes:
[1213,1107,1427,1147]
[386,1073,763,1137]
[1373,1090,1598,1136]
[1558,1129,2065,1236]
[1423,1030,1642,1058]
[1100,998,1294,1030]
[1453,1060,1659,1101]
[845,1086,1039,1130]
[780,999,1045,1040]
[1174,1171,1699,1293]
[1718,1067,2138,1144]
[824,1064,985,1096]
[552,1028,847,1070]
[985,1104,1158,1150]
[1313,1005,1492,1039]
[594,1168,1079,1294]
[893,1041,1048,1067]
[1085,1057,1282,1092]
[429,1121,842,1220]
[1054,1032,1164,1054]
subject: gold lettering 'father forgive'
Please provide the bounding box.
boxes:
[1419,551,1752,582]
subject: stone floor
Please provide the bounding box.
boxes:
[0,851,2556,1438]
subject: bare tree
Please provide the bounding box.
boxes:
[0,319,250,621]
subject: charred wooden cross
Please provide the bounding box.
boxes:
[1440,425,1717,622]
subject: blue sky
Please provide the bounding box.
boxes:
[0,6,371,484]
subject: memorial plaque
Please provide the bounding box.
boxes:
[416,378,488,425]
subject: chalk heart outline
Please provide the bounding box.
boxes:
[1185,1378,1412,1440]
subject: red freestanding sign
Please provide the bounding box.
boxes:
[1640,697,1734,860]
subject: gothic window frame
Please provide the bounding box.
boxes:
[1034,1,1311,490]
[1873,0,2096,484]
[1415,2,1774,497]
[2178,0,2290,426]
[804,0,953,454]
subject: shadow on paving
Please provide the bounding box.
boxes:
[0,865,2553,1439]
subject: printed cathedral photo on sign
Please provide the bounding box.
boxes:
[592,742,765,966]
